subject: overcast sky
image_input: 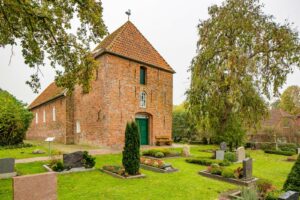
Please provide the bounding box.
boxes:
[0,0,299,105]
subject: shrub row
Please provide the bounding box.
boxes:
[142,148,180,158]
[186,158,231,166]
[0,143,34,150]
[264,150,295,156]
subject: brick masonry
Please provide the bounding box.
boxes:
[27,53,173,148]
[13,172,57,200]
[27,97,67,143]
[26,21,174,148]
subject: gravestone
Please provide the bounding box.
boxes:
[13,172,57,200]
[243,158,253,180]
[278,191,299,200]
[32,149,45,154]
[297,148,300,155]
[0,158,17,179]
[236,147,246,162]
[182,145,191,157]
[63,151,84,169]
[220,142,227,151]
[216,150,225,160]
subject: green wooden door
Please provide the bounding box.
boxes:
[136,118,149,145]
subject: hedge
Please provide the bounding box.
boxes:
[264,150,295,156]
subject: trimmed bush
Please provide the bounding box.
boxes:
[264,150,295,156]
[219,159,232,166]
[278,143,297,153]
[186,158,231,166]
[142,148,179,158]
[0,89,33,146]
[221,168,235,178]
[82,151,96,168]
[283,154,300,192]
[122,121,140,175]
[51,160,64,172]
[186,158,214,166]
[0,143,33,150]
[154,152,164,158]
[224,152,236,162]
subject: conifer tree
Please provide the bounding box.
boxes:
[122,121,140,175]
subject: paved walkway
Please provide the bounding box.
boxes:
[16,144,184,164]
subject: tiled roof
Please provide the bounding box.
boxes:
[28,82,66,109]
[262,108,294,127]
[94,21,175,73]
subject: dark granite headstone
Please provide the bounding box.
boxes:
[0,158,15,174]
[220,142,227,151]
[63,151,84,169]
[279,191,299,200]
[243,158,252,180]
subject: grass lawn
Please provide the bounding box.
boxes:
[0,145,51,159]
[0,140,101,160]
[0,145,295,200]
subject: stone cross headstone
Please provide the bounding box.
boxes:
[236,147,246,162]
[243,158,253,180]
[297,148,300,155]
[216,150,225,160]
[182,145,191,157]
[278,191,299,200]
[0,158,16,179]
[220,142,227,151]
[63,151,84,169]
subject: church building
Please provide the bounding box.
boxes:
[26,21,175,148]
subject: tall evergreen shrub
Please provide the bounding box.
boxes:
[122,121,140,175]
[283,154,300,192]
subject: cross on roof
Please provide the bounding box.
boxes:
[125,9,131,21]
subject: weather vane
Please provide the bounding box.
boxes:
[125,9,131,21]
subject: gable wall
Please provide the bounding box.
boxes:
[72,54,173,148]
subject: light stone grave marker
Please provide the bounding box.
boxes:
[216,150,225,160]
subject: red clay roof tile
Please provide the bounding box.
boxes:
[94,21,175,73]
[28,82,65,109]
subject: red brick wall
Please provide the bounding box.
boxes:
[26,97,67,143]
[26,53,173,147]
[72,54,173,148]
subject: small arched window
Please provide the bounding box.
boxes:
[140,91,147,108]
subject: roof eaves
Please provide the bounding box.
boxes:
[29,90,67,110]
[94,50,175,74]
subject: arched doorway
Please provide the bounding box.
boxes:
[135,113,151,145]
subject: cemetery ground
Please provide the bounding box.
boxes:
[0,145,295,200]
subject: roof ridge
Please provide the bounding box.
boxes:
[106,21,130,51]
[128,22,172,70]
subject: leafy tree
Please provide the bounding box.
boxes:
[187,0,300,147]
[0,0,107,93]
[279,86,300,115]
[0,89,33,146]
[122,121,140,175]
[283,154,300,192]
[172,103,199,142]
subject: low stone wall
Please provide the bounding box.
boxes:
[13,172,57,200]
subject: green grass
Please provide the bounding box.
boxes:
[0,145,295,200]
[0,161,47,200]
[0,146,51,159]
